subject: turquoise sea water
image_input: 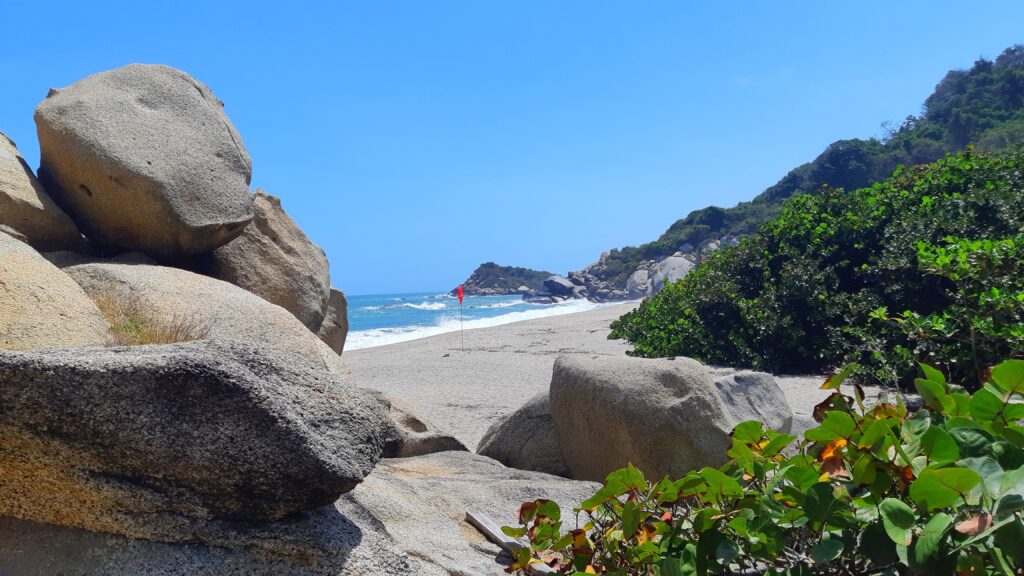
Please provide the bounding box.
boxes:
[345,292,607,350]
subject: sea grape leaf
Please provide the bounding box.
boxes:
[910,468,982,510]
[879,498,915,546]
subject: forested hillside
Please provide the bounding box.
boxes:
[594,45,1024,288]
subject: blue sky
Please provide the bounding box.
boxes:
[2,2,1023,294]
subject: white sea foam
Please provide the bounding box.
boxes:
[346,298,612,350]
[360,301,448,311]
[470,300,530,310]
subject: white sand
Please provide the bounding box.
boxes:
[345,303,866,450]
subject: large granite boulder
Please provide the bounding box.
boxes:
[189,190,330,331]
[549,355,792,481]
[57,258,344,374]
[0,340,390,542]
[0,232,108,350]
[0,452,599,575]
[318,287,350,354]
[651,255,695,294]
[0,131,84,251]
[543,274,576,296]
[35,64,254,259]
[477,392,569,477]
[625,268,651,298]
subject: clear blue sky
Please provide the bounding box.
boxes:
[2,2,1023,294]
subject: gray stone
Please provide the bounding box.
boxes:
[35,64,254,259]
[478,392,569,477]
[58,259,345,375]
[0,340,390,542]
[369,390,468,458]
[651,255,695,294]
[549,355,793,481]
[0,130,85,251]
[712,371,793,433]
[0,452,598,575]
[318,288,349,355]
[189,190,330,330]
[0,232,109,350]
[626,268,652,298]
[543,274,575,296]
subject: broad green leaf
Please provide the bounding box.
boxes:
[992,359,1024,395]
[620,499,646,538]
[970,388,1005,422]
[920,427,959,464]
[958,456,1004,498]
[852,453,878,486]
[915,378,949,412]
[810,538,844,564]
[501,525,527,538]
[879,498,915,546]
[698,468,742,500]
[803,483,836,525]
[949,427,995,458]
[911,512,952,567]
[920,363,947,386]
[910,468,982,510]
[987,442,1024,470]
[805,411,856,442]
[858,418,897,449]
[731,420,763,443]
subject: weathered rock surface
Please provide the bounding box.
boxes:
[625,268,652,298]
[0,131,85,251]
[0,340,389,542]
[0,452,598,575]
[369,390,468,458]
[712,370,793,433]
[478,392,569,477]
[651,255,695,294]
[0,233,108,350]
[549,355,793,481]
[35,64,254,259]
[58,258,344,374]
[543,274,576,296]
[318,287,350,355]
[189,190,330,330]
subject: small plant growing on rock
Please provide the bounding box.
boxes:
[504,359,1024,575]
[93,293,210,346]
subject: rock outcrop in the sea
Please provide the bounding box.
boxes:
[453,261,553,296]
[0,231,109,350]
[0,451,598,575]
[35,64,254,259]
[187,189,331,331]
[481,355,793,482]
[0,340,390,540]
[0,130,85,251]
[56,256,345,375]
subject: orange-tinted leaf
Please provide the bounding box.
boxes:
[955,512,992,536]
[820,455,849,479]
[818,438,848,461]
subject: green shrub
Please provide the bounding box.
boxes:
[504,359,1024,575]
[610,150,1024,386]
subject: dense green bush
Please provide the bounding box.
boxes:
[505,359,1024,575]
[610,150,1024,387]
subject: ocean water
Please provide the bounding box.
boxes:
[345,292,610,350]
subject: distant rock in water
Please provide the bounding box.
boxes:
[453,262,553,296]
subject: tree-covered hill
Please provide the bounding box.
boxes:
[594,45,1024,289]
[453,262,554,296]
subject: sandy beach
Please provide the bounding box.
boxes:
[346,303,855,450]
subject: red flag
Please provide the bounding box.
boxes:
[457,285,464,304]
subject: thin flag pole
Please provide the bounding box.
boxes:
[457,284,465,352]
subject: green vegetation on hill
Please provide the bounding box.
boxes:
[455,262,553,294]
[597,45,1024,287]
[610,149,1024,388]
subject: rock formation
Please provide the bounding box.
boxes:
[318,287,350,354]
[0,232,109,350]
[477,392,569,477]
[0,130,85,251]
[35,64,254,259]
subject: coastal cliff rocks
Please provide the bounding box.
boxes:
[57,258,345,375]
[370,390,468,457]
[0,232,109,350]
[318,287,350,354]
[542,355,792,482]
[187,190,331,331]
[0,340,390,541]
[625,267,652,298]
[543,274,576,296]
[0,452,599,575]
[651,254,696,294]
[35,64,254,259]
[477,392,569,477]
[0,130,85,251]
